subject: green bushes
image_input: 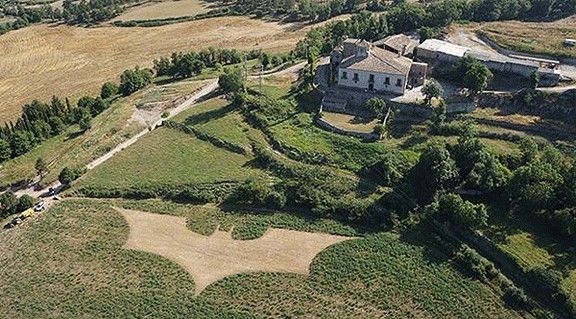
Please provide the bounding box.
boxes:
[73,182,239,204]
[119,67,153,96]
[425,193,488,229]
[454,245,530,309]
[230,177,286,209]
[58,167,86,185]
[100,82,119,99]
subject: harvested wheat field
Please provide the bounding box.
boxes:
[456,20,576,60]
[0,16,315,123]
[112,0,211,21]
[118,208,353,294]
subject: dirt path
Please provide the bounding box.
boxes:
[11,62,308,201]
[117,207,353,294]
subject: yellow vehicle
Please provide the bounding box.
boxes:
[20,208,35,219]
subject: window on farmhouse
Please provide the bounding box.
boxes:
[353,73,359,81]
[369,74,375,82]
[396,78,402,87]
[342,71,348,79]
[385,77,390,85]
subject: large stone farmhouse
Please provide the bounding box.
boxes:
[330,39,427,96]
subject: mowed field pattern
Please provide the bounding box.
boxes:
[111,0,211,21]
[0,16,313,123]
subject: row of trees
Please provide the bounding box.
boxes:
[0,65,152,168]
[228,0,576,23]
[0,95,108,165]
[154,48,290,80]
[223,0,361,22]
[0,0,135,32]
[153,48,258,79]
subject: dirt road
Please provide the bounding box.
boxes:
[12,62,308,201]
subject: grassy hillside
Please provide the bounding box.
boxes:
[75,127,265,189]
[0,79,205,188]
[0,199,525,318]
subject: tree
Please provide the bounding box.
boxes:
[16,194,35,212]
[10,130,35,157]
[366,97,386,122]
[530,71,540,89]
[0,138,10,162]
[434,193,488,228]
[451,136,487,176]
[89,97,109,115]
[411,143,459,201]
[100,81,119,99]
[466,153,511,192]
[48,116,65,135]
[59,166,84,185]
[78,114,92,131]
[218,68,245,94]
[509,161,563,212]
[35,157,48,178]
[430,100,447,134]
[260,53,270,70]
[419,26,439,43]
[421,79,444,105]
[119,67,153,96]
[0,191,18,218]
[454,56,493,93]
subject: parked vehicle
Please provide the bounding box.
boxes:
[34,201,46,212]
[3,208,35,229]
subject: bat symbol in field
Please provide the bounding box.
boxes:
[116,208,354,294]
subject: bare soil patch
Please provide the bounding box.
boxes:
[116,207,353,294]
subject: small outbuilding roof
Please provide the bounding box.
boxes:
[418,39,469,58]
[340,46,412,75]
[373,34,418,54]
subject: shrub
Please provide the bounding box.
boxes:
[100,81,119,99]
[16,194,35,212]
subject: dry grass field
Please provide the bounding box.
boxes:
[0,16,316,123]
[111,0,211,21]
[458,20,576,59]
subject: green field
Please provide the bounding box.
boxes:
[172,97,267,149]
[75,127,264,189]
[269,113,392,171]
[485,210,576,304]
[0,199,524,318]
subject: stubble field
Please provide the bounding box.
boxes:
[0,16,314,123]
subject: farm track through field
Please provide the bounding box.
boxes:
[13,63,308,201]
